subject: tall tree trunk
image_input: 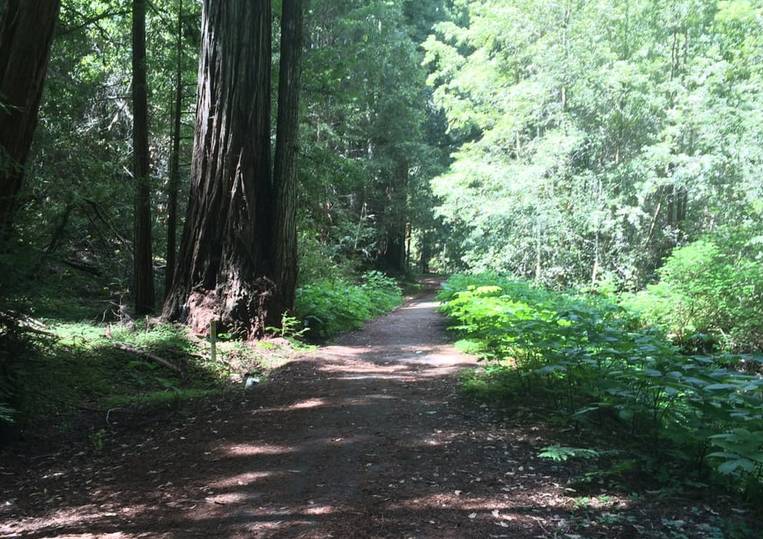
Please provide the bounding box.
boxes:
[163,0,273,338]
[164,0,184,298]
[381,227,406,273]
[378,159,408,274]
[271,0,306,321]
[419,235,431,274]
[132,0,155,314]
[0,0,61,236]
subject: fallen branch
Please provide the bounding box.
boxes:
[106,407,124,424]
[112,343,184,375]
[60,258,102,276]
[0,311,56,338]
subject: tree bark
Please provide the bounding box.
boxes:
[0,0,61,236]
[163,0,274,338]
[419,235,431,274]
[380,226,406,274]
[271,0,306,321]
[378,159,408,274]
[132,0,155,314]
[164,0,184,298]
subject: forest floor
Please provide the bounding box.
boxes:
[0,279,757,538]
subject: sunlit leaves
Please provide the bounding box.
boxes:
[441,273,763,492]
[423,0,763,286]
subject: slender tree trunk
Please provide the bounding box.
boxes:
[132,0,155,314]
[534,217,542,282]
[271,0,306,321]
[163,0,273,338]
[164,0,183,298]
[591,229,600,285]
[419,236,431,274]
[0,0,61,236]
[404,221,411,269]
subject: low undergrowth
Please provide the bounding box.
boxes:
[1,269,404,435]
[295,270,403,339]
[440,274,763,499]
[620,225,763,353]
[0,318,282,436]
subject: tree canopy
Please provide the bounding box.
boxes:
[425,0,763,287]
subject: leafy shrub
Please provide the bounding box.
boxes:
[297,229,358,286]
[267,313,309,340]
[441,273,763,494]
[539,445,601,462]
[0,311,53,426]
[0,402,14,424]
[295,271,402,339]
[622,226,763,352]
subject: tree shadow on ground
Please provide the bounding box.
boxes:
[1,289,751,538]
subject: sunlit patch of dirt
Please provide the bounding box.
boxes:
[209,470,277,489]
[302,504,336,516]
[204,491,257,505]
[220,443,296,457]
[289,397,328,409]
[0,504,135,537]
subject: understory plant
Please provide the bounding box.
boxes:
[441,274,763,495]
[621,225,763,353]
[295,270,402,339]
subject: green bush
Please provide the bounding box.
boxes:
[295,271,402,339]
[297,229,358,286]
[621,226,763,352]
[441,273,763,495]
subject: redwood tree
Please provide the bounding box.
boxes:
[271,0,307,319]
[378,159,409,274]
[132,0,155,314]
[0,0,61,236]
[164,0,184,297]
[163,1,274,337]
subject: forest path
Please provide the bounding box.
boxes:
[2,280,579,538]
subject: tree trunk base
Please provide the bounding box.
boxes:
[182,277,275,339]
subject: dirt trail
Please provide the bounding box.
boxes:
[1,281,723,538]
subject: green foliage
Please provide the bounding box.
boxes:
[297,228,358,286]
[622,225,763,352]
[107,322,196,356]
[298,0,448,274]
[8,0,443,323]
[424,0,763,288]
[538,445,600,462]
[0,311,51,426]
[0,320,225,429]
[88,428,107,451]
[442,273,763,494]
[295,271,402,339]
[13,0,202,302]
[0,403,14,424]
[266,313,309,340]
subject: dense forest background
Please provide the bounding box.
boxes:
[1,0,763,520]
[6,0,763,308]
[1,0,449,310]
[427,0,763,288]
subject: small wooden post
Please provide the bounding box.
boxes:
[210,320,217,363]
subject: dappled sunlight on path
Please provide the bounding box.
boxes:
[1,284,601,538]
